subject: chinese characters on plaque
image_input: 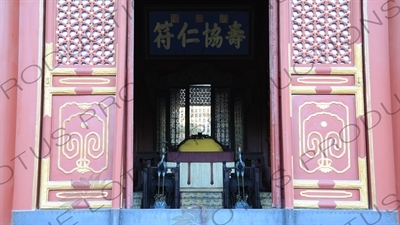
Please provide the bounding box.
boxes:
[149,11,250,55]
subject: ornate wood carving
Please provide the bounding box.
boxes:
[292,0,351,64]
[56,0,116,65]
[280,0,367,209]
[40,0,125,209]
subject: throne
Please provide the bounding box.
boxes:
[167,133,235,193]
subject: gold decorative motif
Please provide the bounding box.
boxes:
[51,69,77,75]
[300,190,352,199]
[294,159,368,209]
[293,180,319,188]
[315,103,331,110]
[49,87,77,95]
[56,191,108,199]
[92,87,116,94]
[92,68,117,75]
[289,67,316,75]
[59,78,110,85]
[295,179,363,189]
[335,201,368,209]
[41,200,111,210]
[330,67,358,74]
[299,101,350,174]
[330,86,358,94]
[58,102,110,174]
[40,157,51,208]
[77,103,94,110]
[297,77,348,84]
[40,157,114,209]
[357,157,368,208]
[81,122,88,129]
[45,180,113,190]
[333,180,363,189]
[43,43,54,117]
[354,44,364,117]
[362,24,377,205]
[294,200,319,208]
[291,86,317,94]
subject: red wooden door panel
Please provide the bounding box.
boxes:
[279,0,368,209]
[40,0,127,209]
[291,95,367,208]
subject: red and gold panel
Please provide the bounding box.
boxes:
[280,0,368,209]
[51,96,115,177]
[41,96,115,208]
[40,0,125,209]
[291,95,367,208]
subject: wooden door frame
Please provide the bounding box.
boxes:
[269,0,283,208]
[126,0,282,208]
[125,0,135,208]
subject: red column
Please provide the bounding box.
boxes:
[363,0,397,209]
[278,0,294,209]
[0,0,20,224]
[12,0,44,210]
[0,0,20,223]
[111,0,129,208]
[126,0,135,208]
[269,0,282,208]
[388,0,400,221]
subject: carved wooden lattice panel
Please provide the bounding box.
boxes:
[280,0,368,209]
[40,0,125,209]
[292,0,352,64]
[56,0,116,65]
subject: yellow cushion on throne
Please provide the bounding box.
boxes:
[178,138,223,152]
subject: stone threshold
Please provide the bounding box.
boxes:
[13,208,398,225]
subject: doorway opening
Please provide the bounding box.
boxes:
[132,0,272,209]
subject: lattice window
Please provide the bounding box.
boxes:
[189,86,212,136]
[215,89,230,147]
[292,0,351,64]
[234,96,243,150]
[170,89,186,146]
[56,0,116,65]
[165,85,241,150]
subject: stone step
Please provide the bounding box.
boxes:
[180,192,223,209]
